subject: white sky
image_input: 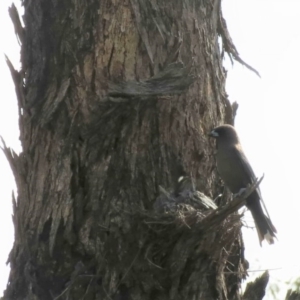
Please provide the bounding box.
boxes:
[0,0,22,295]
[0,1,299,299]
[223,1,300,298]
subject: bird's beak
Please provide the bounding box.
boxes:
[208,130,218,137]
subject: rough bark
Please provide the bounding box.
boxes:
[3,0,250,299]
[242,271,269,300]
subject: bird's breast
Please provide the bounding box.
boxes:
[215,147,244,193]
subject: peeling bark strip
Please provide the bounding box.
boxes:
[242,271,269,300]
[218,14,260,78]
[108,62,194,99]
[4,0,261,299]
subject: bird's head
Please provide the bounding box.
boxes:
[208,124,240,145]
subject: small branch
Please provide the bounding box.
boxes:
[200,176,264,229]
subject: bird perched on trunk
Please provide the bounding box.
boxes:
[209,124,276,245]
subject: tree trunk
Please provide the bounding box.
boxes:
[4,0,248,299]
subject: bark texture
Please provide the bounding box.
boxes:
[4,0,249,299]
[242,271,269,300]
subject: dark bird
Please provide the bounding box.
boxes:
[209,124,276,245]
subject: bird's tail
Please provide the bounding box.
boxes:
[247,197,277,246]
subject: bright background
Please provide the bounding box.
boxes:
[223,1,300,298]
[0,1,299,298]
[0,0,22,294]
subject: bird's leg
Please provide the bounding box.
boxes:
[233,187,247,198]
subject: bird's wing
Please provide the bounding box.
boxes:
[233,144,258,186]
[234,144,274,221]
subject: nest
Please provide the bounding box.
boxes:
[109,176,256,299]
